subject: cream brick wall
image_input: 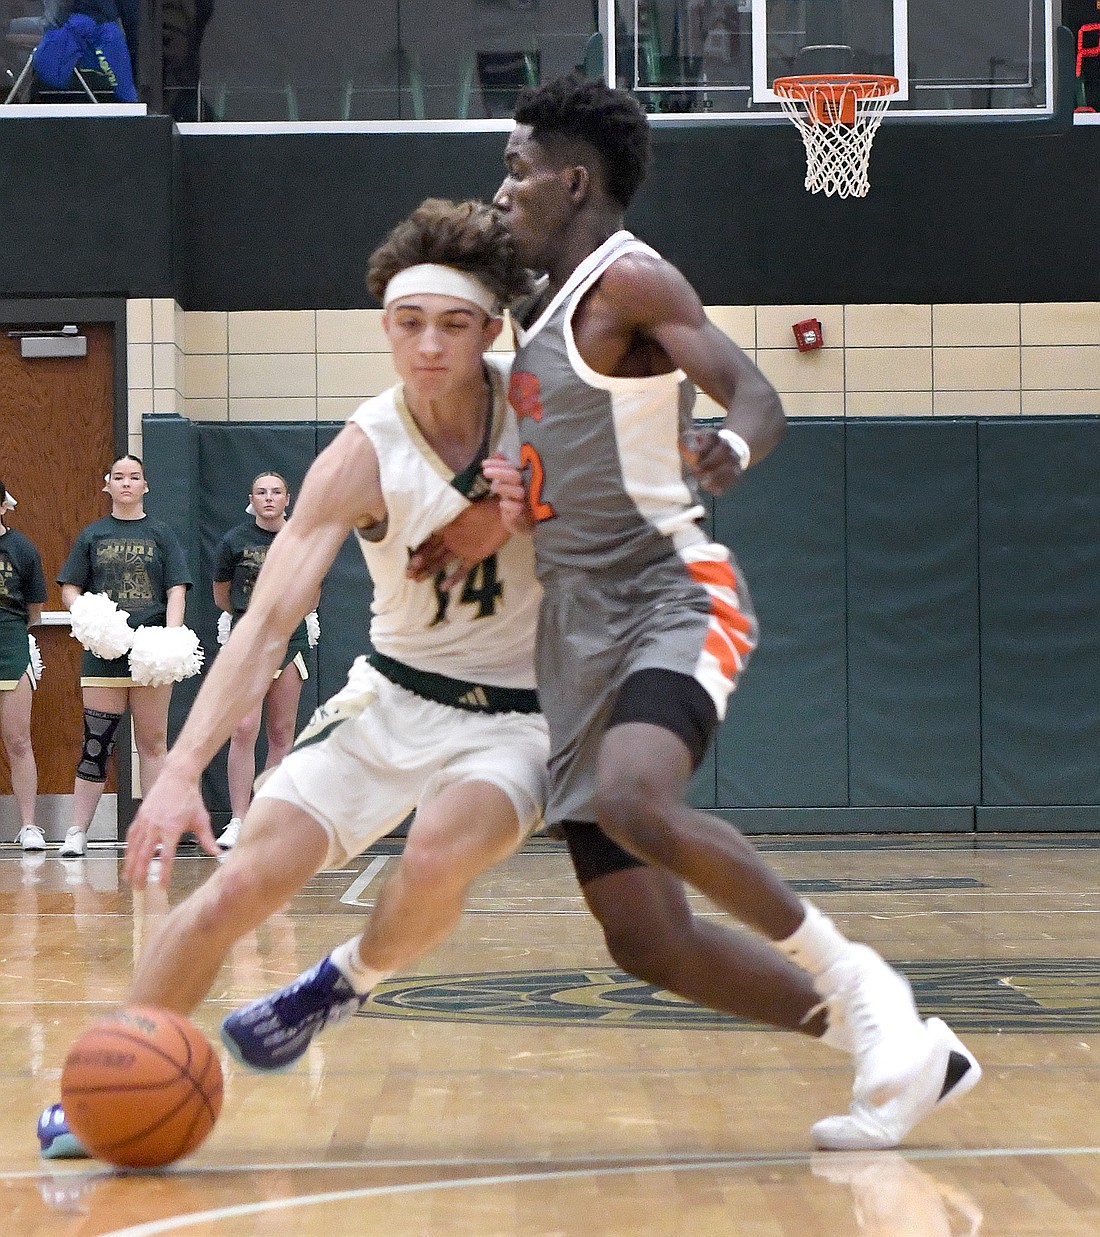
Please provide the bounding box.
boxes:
[124,301,1100,449]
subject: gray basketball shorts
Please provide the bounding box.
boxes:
[535,541,757,826]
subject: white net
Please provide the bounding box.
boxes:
[774,76,897,199]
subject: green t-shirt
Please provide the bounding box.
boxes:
[213,518,281,616]
[213,518,309,646]
[57,514,192,627]
[0,528,47,623]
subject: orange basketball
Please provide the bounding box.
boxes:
[61,1006,223,1168]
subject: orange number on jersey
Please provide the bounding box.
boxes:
[520,443,556,523]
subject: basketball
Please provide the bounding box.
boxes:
[60,1007,223,1168]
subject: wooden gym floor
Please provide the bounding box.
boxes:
[2,832,1100,1235]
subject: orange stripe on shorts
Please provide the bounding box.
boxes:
[703,626,738,680]
[688,561,754,643]
[686,559,737,591]
[709,593,755,642]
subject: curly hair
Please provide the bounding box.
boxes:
[367,199,534,309]
[513,75,651,209]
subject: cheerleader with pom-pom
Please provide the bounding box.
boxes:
[211,471,318,851]
[0,480,47,851]
[55,455,194,856]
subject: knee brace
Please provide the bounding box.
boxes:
[76,709,123,783]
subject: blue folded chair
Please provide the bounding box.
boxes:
[31,7,137,101]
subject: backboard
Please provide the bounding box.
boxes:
[615,0,1057,119]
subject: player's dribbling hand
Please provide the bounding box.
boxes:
[483,453,534,535]
[122,765,220,890]
[679,428,745,495]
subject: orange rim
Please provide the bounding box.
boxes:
[773,74,899,99]
[773,74,898,125]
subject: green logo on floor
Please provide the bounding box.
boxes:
[360,959,1100,1032]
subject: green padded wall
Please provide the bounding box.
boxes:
[200,422,322,815]
[142,413,203,810]
[146,414,1100,833]
[845,421,981,808]
[977,418,1100,829]
[713,422,849,810]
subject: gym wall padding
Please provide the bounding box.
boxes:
[143,413,204,773]
[145,413,1100,832]
[977,418,1100,829]
[143,416,371,818]
[713,422,849,813]
[845,421,981,809]
[710,416,1100,832]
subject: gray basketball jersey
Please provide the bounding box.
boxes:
[510,231,709,581]
[510,233,759,823]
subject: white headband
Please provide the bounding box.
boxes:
[383,264,499,316]
[1,491,15,511]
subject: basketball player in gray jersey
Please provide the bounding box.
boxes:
[484,75,980,1151]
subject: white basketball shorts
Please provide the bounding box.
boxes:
[254,656,549,869]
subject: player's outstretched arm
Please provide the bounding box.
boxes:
[124,424,385,889]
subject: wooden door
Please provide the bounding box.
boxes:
[0,323,118,827]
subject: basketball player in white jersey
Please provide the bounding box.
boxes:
[38,199,550,1158]
[481,76,980,1151]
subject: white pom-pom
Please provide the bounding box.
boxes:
[128,625,205,686]
[27,633,43,680]
[217,611,232,646]
[305,610,321,648]
[68,592,134,659]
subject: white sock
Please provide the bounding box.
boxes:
[776,900,850,977]
[777,902,855,1052]
[329,935,391,996]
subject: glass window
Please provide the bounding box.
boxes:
[186,0,596,123]
[622,0,754,113]
[4,0,1051,121]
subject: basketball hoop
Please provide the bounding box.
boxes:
[773,74,898,199]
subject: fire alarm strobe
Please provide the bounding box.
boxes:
[793,318,824,352]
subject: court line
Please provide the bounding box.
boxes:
[16,1141,1100,1186]
[338,856,388,906]
[75,1143,1100,1236]
[7,905,1100,923]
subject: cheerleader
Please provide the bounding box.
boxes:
[0,481,47,850]
[56,455,193,857]
[212,472,315,850]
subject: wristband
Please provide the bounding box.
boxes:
[717,428,752,472]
